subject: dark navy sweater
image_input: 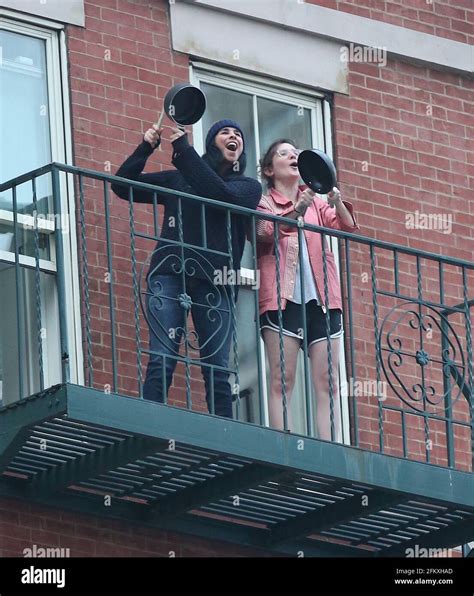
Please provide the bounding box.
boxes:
[111,138,262,281]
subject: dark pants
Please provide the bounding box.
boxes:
[143,274,233,418]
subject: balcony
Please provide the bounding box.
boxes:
[0,163,472,556]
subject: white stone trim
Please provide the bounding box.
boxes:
[0,0,84,27]
[171,1,349,94]
[175,0,473,79]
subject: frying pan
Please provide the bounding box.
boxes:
[298,149,337,194]
[160,83,206,126]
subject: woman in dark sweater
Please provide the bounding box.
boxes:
[112,120,261,418]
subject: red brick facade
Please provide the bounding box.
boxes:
[332,52,473,470]
[0,0,471,557]
[67,0,207,410]
[307,0,474,44]
[0,496,270,557]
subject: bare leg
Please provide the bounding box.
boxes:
[262,329,301,431]
[309,337,342,442]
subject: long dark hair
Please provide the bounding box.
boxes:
[259,138,298,190]
[202,142,247,178]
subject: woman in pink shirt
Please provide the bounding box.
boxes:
[257,139,359,439]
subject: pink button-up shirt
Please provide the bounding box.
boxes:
[256,186,359,315]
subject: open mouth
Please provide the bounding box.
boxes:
[226,141,238,151]
[290,160,298,169]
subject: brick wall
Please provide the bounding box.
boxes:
[66,0,207,410]
[335,59,473,255]
[333,55,473,470]
[307,0,474,44]
[0,497,272,557]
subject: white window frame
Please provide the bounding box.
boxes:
[189,62,351,443]
[0,16,83,390]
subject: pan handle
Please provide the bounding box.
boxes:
[154,109,164,129]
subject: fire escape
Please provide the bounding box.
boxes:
[0,164,473,556]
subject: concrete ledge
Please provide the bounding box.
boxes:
[0,0,84,27]
[171,1,349,93]
[181,0,473,77]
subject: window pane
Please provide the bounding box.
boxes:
[0,265,59,405]
[0,222,51,260]
[194,73,331,432]
[0,30,52,214]
[257,97,312,156]
[0,31,52,257]
[200,82,257,179]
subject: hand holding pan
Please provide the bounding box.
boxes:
[152,83,205,147]
[297,149,337,195]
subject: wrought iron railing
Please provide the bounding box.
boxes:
[0,163,472,472]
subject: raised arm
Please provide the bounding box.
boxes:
[111,129,177,204]
[170,134,261,210]
[318,188,359,232]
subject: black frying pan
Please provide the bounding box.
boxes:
[298,149,337,194]
[159,83,206,127]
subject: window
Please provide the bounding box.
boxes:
[191,65,350,441]
[191,64,325,179]
[0,20,77,406]
[0,29,52,258]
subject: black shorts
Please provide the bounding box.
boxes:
[260,300,343,346]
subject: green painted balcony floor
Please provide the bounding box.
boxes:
[0,383,472,557]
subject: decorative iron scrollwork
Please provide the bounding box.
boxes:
[139,247,232,360]
[379,301,466,412]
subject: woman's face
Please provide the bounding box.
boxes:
[214,127,244,163]
[265,143,301,185]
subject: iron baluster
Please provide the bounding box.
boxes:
[297,224,314,438]
[274,222,288,431]
[129,186,143,397]
[103,180,118,392]
[321,233,335,441]
[439,261,455,468]
[177,197,192,410]
[226,209,240,419]
[462,267,473,468]
[416,256,431,464]
[344,239,358,446]
[250,215,266,426]
[51,166,70,384]
[12,184,25,399]
[78,174,93,387]
[32,176,44,391]
[370,245,383,452]
[152,191,159,238]
[200,203,207,248]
